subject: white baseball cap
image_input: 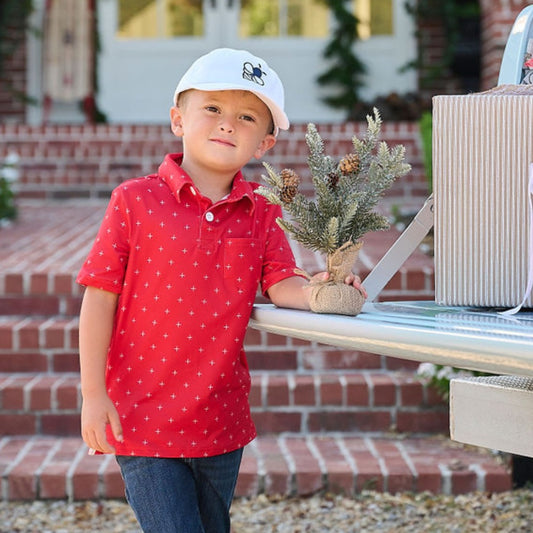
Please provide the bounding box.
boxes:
[173,48,289,134]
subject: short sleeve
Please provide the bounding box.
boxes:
[76,186,131,293]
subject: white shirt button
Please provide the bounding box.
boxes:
[205,212,214,222]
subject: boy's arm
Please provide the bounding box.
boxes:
[266,275,311,310]
[79,286,123,454]
[267,273,367,310]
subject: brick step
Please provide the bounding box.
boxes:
[0,317,80,373]
[0,257,432,315]
[0,123,428,200]
[0,294,82,317]
[0,434,512,501]
[14,165,427,200]
[0,201,434,305]
[0,372,447,438]
[0,312,430,375]
[13,158,427,201]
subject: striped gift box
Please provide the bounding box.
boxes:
[433,85,533,308]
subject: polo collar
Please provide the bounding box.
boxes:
[158,153,256,210]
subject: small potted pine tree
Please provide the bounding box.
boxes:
[257,109,411,316]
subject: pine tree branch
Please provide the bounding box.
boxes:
[256,109,411,256]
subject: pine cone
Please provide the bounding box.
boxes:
[280,168,300,187]
[339,154,360,176]
[280,185,298,204]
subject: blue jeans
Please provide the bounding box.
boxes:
[116,448,243,533]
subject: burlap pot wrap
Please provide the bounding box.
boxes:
[309,241,365,316]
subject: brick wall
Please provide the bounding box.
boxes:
[416,16,463,102]
[479,0,532,90]
[409,1,529,100]
[0,12,27,122]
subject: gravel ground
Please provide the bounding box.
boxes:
[1,490,533,532]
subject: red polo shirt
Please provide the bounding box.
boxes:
[77,153,298,457]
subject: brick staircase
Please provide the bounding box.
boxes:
[1,122,427,201]
[0,125,513,501]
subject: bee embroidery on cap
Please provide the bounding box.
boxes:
[242,61,266,86]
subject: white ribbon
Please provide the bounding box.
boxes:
[500,162,533,315]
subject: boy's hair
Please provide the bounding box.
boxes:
[173,48,289,135]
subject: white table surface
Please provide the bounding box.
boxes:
[250,301,533,377]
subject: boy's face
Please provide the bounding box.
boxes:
[170,89,277,180]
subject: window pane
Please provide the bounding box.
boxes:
[369,0,393,35]
[287,0,328,37]
[240,0,280,37]
[117,0,203,39]
[354,0,393,40]
[117,0,158,38]
[240,0,328,38]
[166,0,203,37]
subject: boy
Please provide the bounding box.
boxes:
[77,48,366,532]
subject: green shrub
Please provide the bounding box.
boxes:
[420,110,433,191]
[0,154,18,223]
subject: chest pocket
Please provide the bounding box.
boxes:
[223,238,263,286]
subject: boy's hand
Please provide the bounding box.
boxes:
[343,273,367,298]
[81,392,123,454]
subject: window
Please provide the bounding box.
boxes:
[239,0,329,38]
[117,0,203,39]
[115,0,393,41]
[353,0,393,40]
